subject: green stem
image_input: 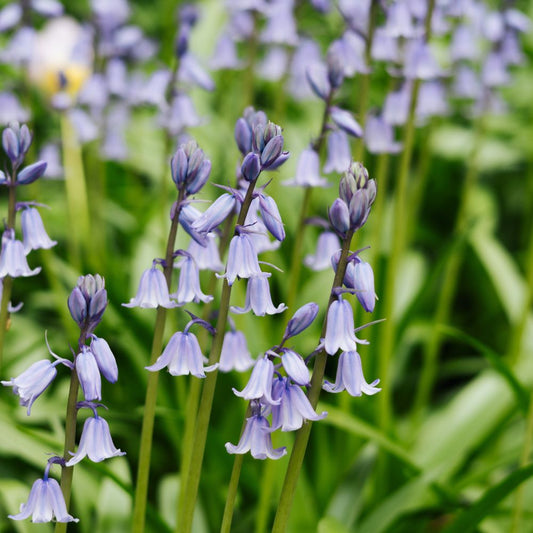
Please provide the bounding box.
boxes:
[55,371,80,533]
[220,453,245,533]
[0,182,17,371]
[272,230,354,533]
[353,0,379,162]
[60,113,90,273]
[412,111,486,419]
[178,183,257,533]
[132,190,184,533]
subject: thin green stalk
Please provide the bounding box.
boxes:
[60,113,90,272]
[0,182,17,370]
[220,451,245,533]
[55,371,80,533]
[254,458,277,533]
[178,184,257,533]
[353,0,380,162]
[377,0,436,434]
[272,230,354,533]
[175,213,237,533]
[132,190,185,533]
[412,112,486,419]
[285,89,334,314]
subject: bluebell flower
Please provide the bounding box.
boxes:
[404,39,441,80]
[324,130,351,174]
[171,253,213,305]
[230,273,287,316]
[344,258,377,313]
[179,52,215,91]
[288,38,322,100]
[483,10,505,42]
[0,231,41,278]
[260,2,298,46]
[452,65,482,100]
[186,232,223,271]
[371,28,399,63]
[330,32,369,77]
[284,148,329,188]
[330,107,363,138]
[90,335,118,383]
[101,104,129,161]
[243,208,281,253]
[270,378,327,431]
[219,329,254,372]
[20,206,57,254]
[0,4,22,33]
[323,350,381,396]
[145,329,217,378]
[170,140,211,195]
[66,415,125,466]
[39,144,63,178]
[283,302,319,340]
[384,0,416,38]
[364,115,402,154]
[339,0,370,36]
[192,193,238,234]
[383,83,410,126]
[328,198,351,236]
[210,33,242,70]
[501,31,525,66]
[482,52,510,88]
[2,358,66,415]
[123,263,178,309]
[416,81,449,121]
[257,47,289,81]
[159,93,202,136]
[9,472,78,523]
[179,204,209,246]
[324,296,367,355]
[450,24,480,62]
[225,414,287,460]
[233,355,280,405]
[306,62,331,101]
[0,92,29,124]
[258,193,285,241]
[221,230,262,286]
[304,231,340,271]
[2,122,32,168]
[76,346,102,401]
[16,160,48,185]
[280,349,310,386]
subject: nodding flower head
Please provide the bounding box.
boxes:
[122,263,178,309]
[68,274,107,333]
[0,229,41,278]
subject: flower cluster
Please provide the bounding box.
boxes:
[3,275,124,523]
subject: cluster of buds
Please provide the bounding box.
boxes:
[329,162,376,237]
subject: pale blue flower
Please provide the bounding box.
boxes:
[324,296,367,355]
[90,335,118,383]
[280,349,310,386]
[76,346,101,401]
[304,231,340,271]
[186,233,223,272]
[324,130,351,174]
[284,148,329,188]
[221,231,262,286]
[283,302,319,340]
[0,232,41,277]
[123,263,178,309]
[231,273,287,316]
[271,378,327,431]
[225,414,287,460]
[20,206,57,254]
[145,330,217,378]
[9,475,78,523]
[171,254,213,305]
[233,356,280,405]
[323,350,381,396]
[219,329,254,372]
[66,415,125,466]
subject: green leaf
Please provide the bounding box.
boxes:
[442,465,533,533]
[318,516,351,533]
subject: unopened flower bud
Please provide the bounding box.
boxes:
[329,198,351,235]
[263,122,282,145]
[235,117,252,155]
[284,302,319,339]
[330,107,363,137]
[349,189,370,230]
[241,152,261,182]
[327,47,344,89]
[17,161,47,185]
[260,135,284,169]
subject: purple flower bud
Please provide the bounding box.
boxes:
[178,204,209,246]
[21,207,57,254]
[170,141,211,195]
[90,336,118,383]
[192,193,237,234]
[241,152,261,182]
[349,189,371,230]
[330,107,363,137]
[345,258,376,312]
[284,302,319,339]
[170,147,188,187]
[76,347,101,401]
[187,159,211,195]
[65,415,125,466]
[2,359,59,415]
[235,117,253,155]
[17,161,47,185]
[2,127,20,163]
[260,135,284,169]
[280,349,310,386]
[258,194,285,241]
[329,198,351,235]
[68,287,87,326]
[68,275,107,332]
